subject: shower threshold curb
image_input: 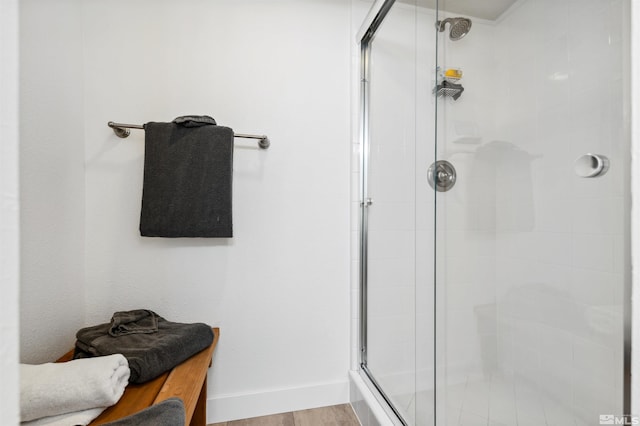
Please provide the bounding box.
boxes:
[349,370,400,426]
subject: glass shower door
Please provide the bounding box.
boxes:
[362,1,420,424]
[433,0,629,425]
[360,0,629,425]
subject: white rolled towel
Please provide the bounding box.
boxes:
[21,407,105,426]
[20,354,130,422]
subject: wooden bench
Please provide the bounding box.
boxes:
[57,327,219,426]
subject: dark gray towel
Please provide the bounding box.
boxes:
[102,398,185,426]
[74,315,214,384]
[109,309,159,337]
[172,115,217,127]
[140,117,233,238]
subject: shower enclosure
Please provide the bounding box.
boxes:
[356,0,630,425]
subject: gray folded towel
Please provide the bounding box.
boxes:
[74,312,214,384]
[140,116,234,238]
[172,115,217,127]
[109,309,159,337]
[102,398,185,426]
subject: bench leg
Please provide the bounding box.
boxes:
[190,376,207,426]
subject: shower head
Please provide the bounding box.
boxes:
[437,17,472,41]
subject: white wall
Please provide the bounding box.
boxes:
[19,0,86,364]
[78,0,352,422]
[632,0,640,417]
[0,0,20,424]
[16,0,352,422]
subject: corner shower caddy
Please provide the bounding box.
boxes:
[433,67,464,100]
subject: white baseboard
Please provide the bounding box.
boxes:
[207,379,350,423]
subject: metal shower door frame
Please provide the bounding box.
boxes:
[357,0,412,425]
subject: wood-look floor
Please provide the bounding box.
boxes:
[209,403,360,426]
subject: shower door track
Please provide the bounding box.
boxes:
[360,364,409,426]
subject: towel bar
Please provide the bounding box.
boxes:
[108,121,270,149]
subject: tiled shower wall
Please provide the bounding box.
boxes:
[491,0,627,422]
[435,12,499,389]
[438,0,628,423]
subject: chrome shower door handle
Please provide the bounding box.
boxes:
[575,154,610,178]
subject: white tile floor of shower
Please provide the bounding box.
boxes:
[391,372,604,426]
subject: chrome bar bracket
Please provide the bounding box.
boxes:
[108,121,138,138]
[234,133,270,149]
